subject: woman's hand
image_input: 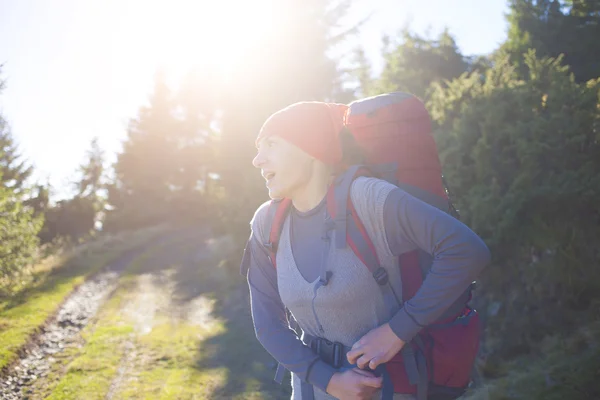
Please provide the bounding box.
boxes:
[326,368,382,399]
[347,323,406,370]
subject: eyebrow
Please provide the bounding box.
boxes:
[257,137,274,148]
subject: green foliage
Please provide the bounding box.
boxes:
[3,4,599,397]
[105,69,215,231]
[0,69,42,289]
[24,183,51,217]
[348,47,374,98]
[503,0,600,83]
[34,138,107,244]
[214,0,353,237]
[374,29,469,99]
[0,183,42,289]
[109,70,180,219]
[429,50,600,355]
[75,137,105,201]
[0,73,33,199]
[466,321,600,399]
[39,196,97,243]
[0,121,33,196]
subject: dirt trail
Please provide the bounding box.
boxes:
[104,231,222,399]
[0,246,147,400]
[0,230,201,400]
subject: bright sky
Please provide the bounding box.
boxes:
[0,0,509,201]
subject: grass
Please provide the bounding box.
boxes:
[42,231,290,399]
[9,226,598,400]
[0,225,167,372]
[45,293,137,400]
[111,322,229,400]
[464,320,600,400]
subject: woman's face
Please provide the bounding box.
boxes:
[252,136,314,200]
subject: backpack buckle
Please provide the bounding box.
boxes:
[313,338,344,369]
[373,267,389,285]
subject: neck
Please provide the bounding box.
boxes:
[291,173,334,213]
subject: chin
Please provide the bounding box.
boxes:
[268,191,284,200]
[268,187,286,200]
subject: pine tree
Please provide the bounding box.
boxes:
[216,0,355,236]
[76,137,105,200]
[374,29,469,100]
[503,0,600,83]
[169,67,218,220]
[428,50,600,354]
[105,67,218,230]
[0,68,42,289]
[0,183,42,291]
[0,115,33,195]
[105,69,179,230]
[350,47,374,97]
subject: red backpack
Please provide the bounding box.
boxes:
[263,92,480,400]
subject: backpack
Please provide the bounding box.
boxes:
[261,92,480,400]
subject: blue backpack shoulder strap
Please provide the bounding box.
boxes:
[331,165,363,249]
[263,198,292,268]
[327,166,402,310]
[328,166,429,400]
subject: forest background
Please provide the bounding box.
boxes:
[1,1,599,398]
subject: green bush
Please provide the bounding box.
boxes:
[0,184,43,292]
[429,50,600,356]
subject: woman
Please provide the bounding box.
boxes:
[242,101,491,400]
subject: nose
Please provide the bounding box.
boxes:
[252,149,266,169]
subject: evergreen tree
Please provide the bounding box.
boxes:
[105,67,217,230]
[169,67,218,220]
[503,0,600,83]
[0,68,42,289]
[374,29,468,100]
[350,47,375,97]
[216,0,355,236]
[40,196,96,243]
[24,183,50,217]
[0,72,33,195]
[76,137,105,200]
[0,125,33,194]
[428,50,600,352]
[0,182,42,290]
[105,69,180,230]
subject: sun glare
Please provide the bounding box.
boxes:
[116,0,276,81]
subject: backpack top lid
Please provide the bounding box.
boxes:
[346,92,431,130]
[345,92,446,199]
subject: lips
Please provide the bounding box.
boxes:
[263,171,276,186]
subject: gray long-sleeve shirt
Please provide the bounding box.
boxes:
[242,183,491,393]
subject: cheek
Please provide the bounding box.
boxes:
[269,143,313,189]
[285,158,313,189]
[283,151,310,175]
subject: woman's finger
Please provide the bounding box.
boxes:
[368,356,381,370]
[357,374,383,388]
[346,347,362,364]
[351,368,376,378]
[356,354,371,369]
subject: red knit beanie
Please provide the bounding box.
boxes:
[256,101,349,166]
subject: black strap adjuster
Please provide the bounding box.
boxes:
[311,338,343,369]
[373,267,389,285]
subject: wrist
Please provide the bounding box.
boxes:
[307,360,337,392]
[325,372,342,395]
[389,308,422,343]
[387,322,406,345]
